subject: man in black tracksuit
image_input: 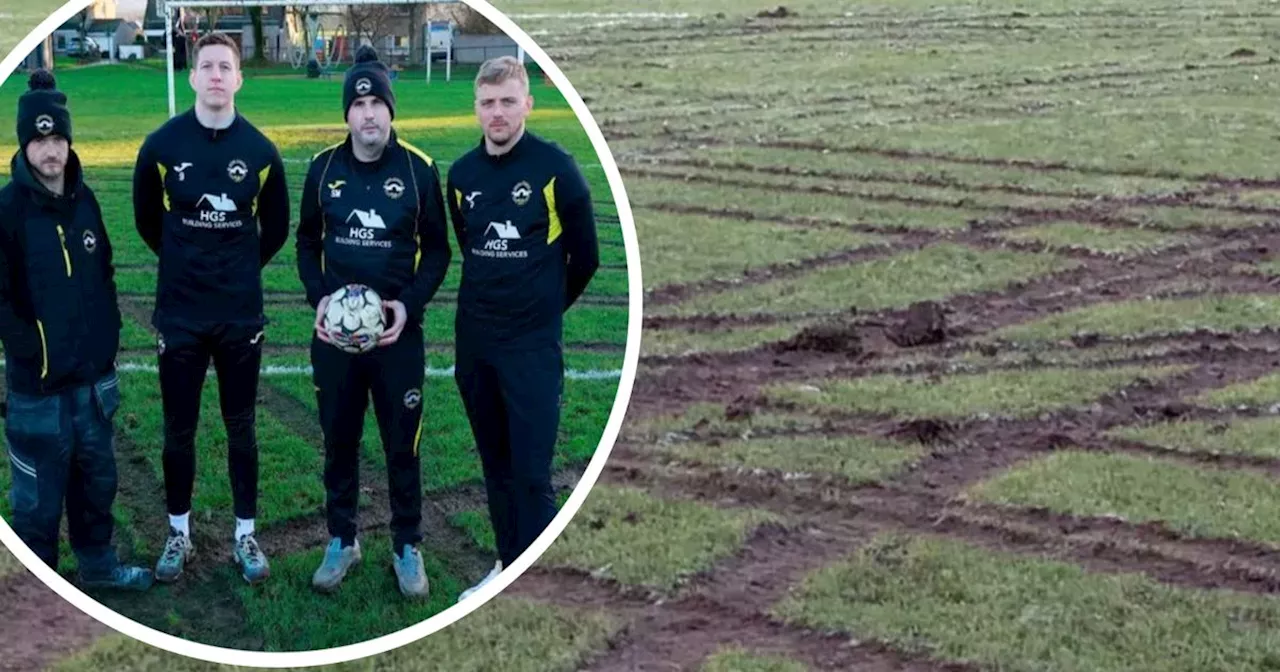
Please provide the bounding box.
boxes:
[0,70,152,590]
[297,46,450,598]
[131,33,289,584]
[450,57,599,602]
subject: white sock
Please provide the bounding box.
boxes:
[169,512,190,537]
[235,518,255,541]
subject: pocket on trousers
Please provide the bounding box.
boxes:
[4,393,59,514]
[6,392,61,439]
[92,371,121,425]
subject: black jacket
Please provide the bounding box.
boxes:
[132,109,289,335]
[297,130,451,325]
[447,131,599,349]
[0,148,121,395]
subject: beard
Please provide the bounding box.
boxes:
[33,158,65,181]
[486,124,518,147]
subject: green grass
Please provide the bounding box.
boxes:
[623,402,827,442]
[119,315,158,350]
[968,451,1280,547]
[774,533,1280,672]
[994,222,1190,255]
[451,509,498,554]
[0,0,61,56]
[641,321,810,357]
[53,596,620,671]
[841,85,1280,179]
[450,491,572,553]
[701,648,809,672]
[1111,205,1272,231]
[989,295,1280,344]
[952,341,1187,369]
[267,374,616,491]
[540,485,776,593]
[1251,260,1280,277]
[641,165,1089,214]
[767,365,1188,419]
[367,596,622,671]
[1194,373,1280,408]
[687,145,1194,198]
[662,243,1075,317]
[635,207,884,289]
[662,435,926,484]
[625,177,985,231]
[1107,418,1280,460]
[0,546,20,579]
[116,371,326,527]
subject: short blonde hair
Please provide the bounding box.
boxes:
[475,56,528,92]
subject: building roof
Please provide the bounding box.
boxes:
[59,17,130,32]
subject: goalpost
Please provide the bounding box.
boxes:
[160,0,460,117]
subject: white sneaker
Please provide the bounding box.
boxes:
[457,561,503,603]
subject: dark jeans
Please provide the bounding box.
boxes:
[312,327,425,551]
[158,326,263,520]
[455,342,563,568]
[5,370,122,579]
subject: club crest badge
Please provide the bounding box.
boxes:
[384,177,406,199]
[227,159,248,183]
[511,180,532,206]
[404,388,422,410]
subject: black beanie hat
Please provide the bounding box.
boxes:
[344,46,396,120]
[17,70,72,149]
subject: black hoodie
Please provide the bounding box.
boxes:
[0,148,121,395]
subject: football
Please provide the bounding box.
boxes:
[322,284,385,353]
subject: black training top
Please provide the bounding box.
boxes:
[0,148,121,395]
[296,129,451,324]
[446,131,599,349]
[132,108,290,336]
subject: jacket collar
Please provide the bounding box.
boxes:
[186,106,243,141]
[10,146,84,210]
[342,128,402,171]
[479,128,532,165]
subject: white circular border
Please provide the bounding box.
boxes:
[0,0,643,667]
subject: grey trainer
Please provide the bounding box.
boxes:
[393,544,429,599]
[312,538,361,593]
[155,528,194,583]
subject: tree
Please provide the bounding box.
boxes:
[75,8,95,61]
[448,4,501,35]
[248,7,266,64]
[201,6,225,32]
[346,4,398,54]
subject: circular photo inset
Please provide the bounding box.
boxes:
[0,0,639,666]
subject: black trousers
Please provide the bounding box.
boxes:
[455,341,563,568]
[312,327,425,550]
[158,325,263,521]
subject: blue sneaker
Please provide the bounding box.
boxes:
[312,538,361,593]
[79,564,154,591]
[392,545,428,599]
[234,533,270,585]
